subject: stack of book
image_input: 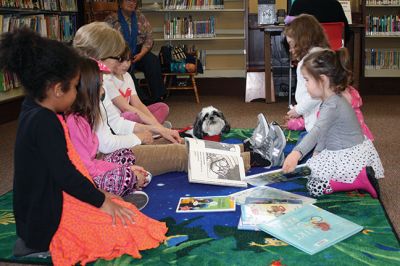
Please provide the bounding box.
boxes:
[231,186,363,255]
[230,186,316,231]
[163,0,224,10]
[182,138,363,254]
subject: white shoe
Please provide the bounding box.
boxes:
[248,113,270,149]
[143,171,152,187]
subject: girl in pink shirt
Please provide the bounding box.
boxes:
[66,58,151,201]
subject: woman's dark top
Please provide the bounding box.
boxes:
[289,0,351,44]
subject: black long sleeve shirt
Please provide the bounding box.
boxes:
[289,0,351,45]
[13,97,105,251]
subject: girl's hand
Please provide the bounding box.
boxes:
[282,151,302,173]
[130,165,149,189]
[130,165,146,174]
[156,127,182,143]
[287,105,300,118]
[100,193,136,227]
[136,131,154,144]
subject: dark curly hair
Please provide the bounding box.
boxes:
[0,28,81,101]
[68,58,102,130]
[302,48,352,94]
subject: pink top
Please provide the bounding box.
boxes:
[66,114,118,178]
[342,86,374,141]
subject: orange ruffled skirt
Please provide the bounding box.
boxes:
[49,115,168,265]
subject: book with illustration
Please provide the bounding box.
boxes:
[257,204,363,255]
[229,186,316,206]
[186,138,246,187]
[176,195,236,213]
[238,203,304,231]
[244,164,311,187]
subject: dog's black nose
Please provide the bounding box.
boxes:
[209,116,214,121]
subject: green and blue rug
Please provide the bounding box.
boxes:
[0,130,399,265]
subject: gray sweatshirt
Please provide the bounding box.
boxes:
[294,94,364,157]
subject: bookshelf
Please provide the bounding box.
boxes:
[363,0,400,78]
[141,0,248,78]
[0,0,80,101]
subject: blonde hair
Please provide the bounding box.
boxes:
[284,14,330,60]
[73,22,126,60]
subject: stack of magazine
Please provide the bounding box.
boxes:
[230,186,316,231]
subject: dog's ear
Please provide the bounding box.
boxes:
[222,122,231,134]
[220,112,231,134]
[193,113,205,139]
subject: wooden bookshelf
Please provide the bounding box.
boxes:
[0,0,80,103]
[142,0,248,78]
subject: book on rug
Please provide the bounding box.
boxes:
[238,202,304,231]
[257,204,363,255]
[229,186,317,206]
[243,163,311,187]
[186,137,247,187]
[176,196,236,213]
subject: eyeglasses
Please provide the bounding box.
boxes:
[101,55,131,63]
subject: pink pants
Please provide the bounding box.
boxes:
[121,102,169,124]
[287,117,305,131]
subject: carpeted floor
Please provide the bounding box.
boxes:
[1,163,399,265]
[0,92,399,265]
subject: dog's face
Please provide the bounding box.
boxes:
[193,106,230,139]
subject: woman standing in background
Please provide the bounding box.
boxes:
[105,0,167,105]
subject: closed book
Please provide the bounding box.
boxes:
[257,204,363,255]
[176,196,236,213]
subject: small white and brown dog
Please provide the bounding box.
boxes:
[193,106,231,139]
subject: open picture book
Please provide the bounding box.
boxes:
[186,138,247,187]
[229,186,317,206]
[243,164,311,187]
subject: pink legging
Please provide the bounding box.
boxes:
[121,102,169,124]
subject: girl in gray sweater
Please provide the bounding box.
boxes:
[282,48,383,198]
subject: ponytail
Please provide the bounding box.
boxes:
[302,48,352,93]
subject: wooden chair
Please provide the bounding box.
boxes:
[162,52,200,103]
[321,22,345,51]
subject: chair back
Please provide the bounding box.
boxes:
[320,22,344,51]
